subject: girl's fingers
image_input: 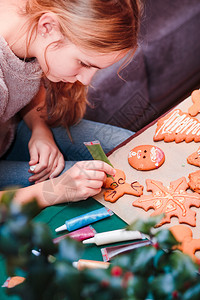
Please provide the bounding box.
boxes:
[87,188,102,197]
[30,156,65,182]
[84,179,104,189]
[29,168,50,182]
[77,170,107,181]
[78,161,116,176]
[73,163,115,181]
[49,157,65,179]
[29,147,39,166]
[35,174,51,184]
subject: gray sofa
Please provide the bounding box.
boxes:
[85,0,200,132]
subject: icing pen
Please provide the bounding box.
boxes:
[84,140,115,180]
[101,239,152,262]
[53,225,96,243]
[83,228,146,246]
[72,259,110,271]
[55,207,113,232]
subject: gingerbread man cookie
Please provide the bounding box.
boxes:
[132,177,200,227]
[103,169,143,203]
[170,225,200,261]
[187,147,200,167]
[128,145,165,171]
[188,90,200,117]
[188,170,200,193]
[153,109,200,143]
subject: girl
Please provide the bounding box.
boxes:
[0,0,140,208]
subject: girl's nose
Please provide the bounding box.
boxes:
[76,68,98,85]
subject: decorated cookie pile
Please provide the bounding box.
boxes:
[102,89,200,261]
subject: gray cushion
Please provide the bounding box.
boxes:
[85,0,200,132]
[86,49,154,132]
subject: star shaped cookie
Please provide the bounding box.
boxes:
[132,177,200,227]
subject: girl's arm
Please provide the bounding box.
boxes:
[0,161,116,209]
[21,84,65,183]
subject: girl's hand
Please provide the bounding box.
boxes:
[44,160,116,205]
[28,131,65,184]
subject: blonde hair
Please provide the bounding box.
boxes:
[24,0,141,128]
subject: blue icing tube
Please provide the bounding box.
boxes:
[55,207,113,232]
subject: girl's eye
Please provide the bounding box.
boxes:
[80,61,91,68]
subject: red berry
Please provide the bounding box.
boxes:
[153,242,159,249]
[101,280,110,288]
[197,259,200,266]
[122,271,134,288]
[172,290,178,299]
[111,266,123,277]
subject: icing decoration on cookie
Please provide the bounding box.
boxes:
[132,177,200,227]
[103,169,143,203]
[188,170,200,193]
[153,109,200,143]
[188,90,200,117]
[128,145,165,171]
[187,147,200,167]
[170,225,200,261]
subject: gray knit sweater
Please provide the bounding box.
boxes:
[0,36,42,157]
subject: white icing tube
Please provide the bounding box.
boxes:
[82,228,144,246]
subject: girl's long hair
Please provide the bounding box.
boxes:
[23,0,141,128]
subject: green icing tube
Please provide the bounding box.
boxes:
[84,140,114,179]
[84,141,113,167]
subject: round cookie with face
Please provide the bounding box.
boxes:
[128,145,165,171]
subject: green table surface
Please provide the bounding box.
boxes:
[0,198,127,300]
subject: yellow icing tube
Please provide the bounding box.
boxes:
[83,228,145,246]
[72,259,110,270]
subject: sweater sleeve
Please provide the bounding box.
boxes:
[0,67,9,118]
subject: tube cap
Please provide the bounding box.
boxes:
[72,262,78,269]
[55,224,67,232]
[82,237,95,244]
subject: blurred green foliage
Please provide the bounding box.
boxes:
[0,193,200,300]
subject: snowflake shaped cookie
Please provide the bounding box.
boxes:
[132,177,200,227]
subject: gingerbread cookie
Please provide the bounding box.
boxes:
[103,169,143,203]
[187,147,200,167]
[188,170,200,193]
[128,145,165,171]
[2,276,25,288]
[170,225,200,261]
[153,109,200,143]
[132,177,200,227]
[188,89,200,117]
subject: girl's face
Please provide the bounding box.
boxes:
[30,14,128,85]
[35,40,126,85]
